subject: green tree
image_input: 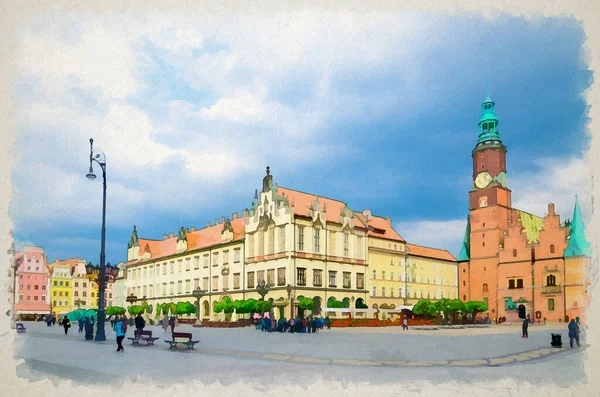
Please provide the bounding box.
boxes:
[412,299,437,323]
[298,297,315,311]
[465,301,488,316]
[129,305,145,316]
[254,301,272,313]
[434,298,451,322]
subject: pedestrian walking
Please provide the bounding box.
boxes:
[161,316,169,334]
[169,316,176,333]
[46,314,52,327]
[522,315,530,338]
[325,316,332,330]
[402,317,408,330]
[568,319,581,348]
[52,314,56,325]
[61,316,71,335]
[289,318,295,333]
[311,317,317,334]
[114,316,126,352]
[78,317,84,333]
[135,313,146,331]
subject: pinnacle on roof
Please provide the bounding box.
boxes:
[457,216,471,261]
[564,194,591,257]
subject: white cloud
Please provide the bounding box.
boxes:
[395,219,467,257]
[200,90,265,121]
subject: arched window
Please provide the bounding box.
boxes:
[463,280,466,287]
[512,249,517,257]
[550,244,555,254]
[483,283,488,292]
[463,294,467,301]
[546,274,556,287]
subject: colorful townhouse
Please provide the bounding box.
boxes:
[457,95,591,324]
[48,258,74,317]
[14,245,51,320]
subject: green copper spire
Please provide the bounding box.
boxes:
[476,94,502,146]
[458,216,471,261]
[565,194,592,257]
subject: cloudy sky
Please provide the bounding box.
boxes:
[10,11,592,264]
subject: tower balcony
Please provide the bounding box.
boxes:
[541,285,562,294]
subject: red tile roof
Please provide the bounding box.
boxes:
[406,243,456,262]
[132,217,246,264]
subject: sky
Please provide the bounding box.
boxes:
[10,11,593,264]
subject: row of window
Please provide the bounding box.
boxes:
[18,295,46,302]
[130,249,242,280]
[19,284,46,291]
[476,275,558,292]
[295,268,364,289]
[371,287,456,300]
[247,225,286,256]
[297,228,362,258]
[371,271,457,286]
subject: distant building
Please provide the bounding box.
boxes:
[457,95,591,324]
[15,246,51,319]
[70,259,99,310]
[112,263,127,308]
[48,258,74,317]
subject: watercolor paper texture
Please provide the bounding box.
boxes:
[0,2,599,397]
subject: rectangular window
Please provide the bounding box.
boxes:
[34,285,38,290]
[516,279,524,289]
[149,285,153,298]
[41,296,46,302]
[213,252,219,266]
[257,270,265,284]
[203,255,209,268]
[53,281,57,286]
[248,233,255,257]
[373,270,376,279]
[202,277,208,291]
[162,263,166,275]
[357,236,363,259]
[223,275,229,290]
[343,234,349,257]
[310,269,321,287]
[343,272,351,288]
[194,256,200,269]
[277,268,286,286]
[34,296,38,301]
[399,287,403,298]
[267,269,275,285]
[186,258,191,271]
[357,273,364,289]
[143,285,147,296]
[83,291,87,297]
[162,283,166,296]
[329,231,337,256]
[279,227,285,252]
[483,297,488,307]
[156,265,160,276]
[390,272,394,281]
[247,272,255,289]
[75,282,79,287]
[223,250,229,264]
[548,298,555,311]
[298,227,305,251]
[329,271,337,287]
[185,279,191,293]
[59,281,64,286]
[382,271,386,280]
[178,260,182,273]
[382,287,386,297]
[169,282,174,295]
[177,281,182,294]
[234,273,240,289]
[74,291,78,297]
[194,278,200,290]
[372,286,376,297]
[508,279,515,289]
[234,248,241,263]
[170,262,175,274]
[212,276,218,291]
[314,229,320,253]
[297,268,306,286]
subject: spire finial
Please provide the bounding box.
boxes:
[266,166,270,176]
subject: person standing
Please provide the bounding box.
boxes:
[135,313,145,331]
[46,314,52,327]
[325,316,332,330]
[402,317,409,331]
[568,319,581,348]
[169,316,176,334]
[78,317,85,333]
[114,316,126,352]
[61,316,71,335]
[522,315,530,338]
[161,316,169,334]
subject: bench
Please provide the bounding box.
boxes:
[128,330,159,346]
[165,332,199,350]
[16,323,26,333]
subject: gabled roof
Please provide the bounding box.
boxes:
[277,186,405,242]
[133,217,246,263]
[406,243,456,262]
[515,209,544,244]
[565,195,591,257]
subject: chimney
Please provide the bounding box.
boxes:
[163,234,169,240]
[169,233,174,238]
[233,212,238,220]
[548,203,555,216]
[206,221,211,228]
[221,216,225,224]
[242,209,249,218]
[190,227,196,232]
[216,218,220,225]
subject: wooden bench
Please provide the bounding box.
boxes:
[16,323,26,333]
[128,330,159,346]
[165,332,199,350]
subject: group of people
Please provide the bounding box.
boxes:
[255,315,332,333]
[522,314,582,348]
[42,314,57,327]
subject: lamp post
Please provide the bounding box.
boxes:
[286,284,293,319]
[86,138,109,341]
[74,298,84,308]
[257,280,271,302]
[192,287,206,325]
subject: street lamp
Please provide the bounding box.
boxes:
[86,138,109,341]
[257,280,272,302]
[192,287,206,325]
[286,284,293,319]
[74,298,84,308]
[126,293,138,305]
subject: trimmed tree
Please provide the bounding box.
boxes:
[465,301,488,318]
[412,299,437,324]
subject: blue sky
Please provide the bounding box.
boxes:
[10,12,592,264]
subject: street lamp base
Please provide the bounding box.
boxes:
[94,333,106,341]
[195,319,203,326]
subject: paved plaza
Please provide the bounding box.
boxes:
[7,322,588,389]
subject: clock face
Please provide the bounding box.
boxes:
[475,172,492,189]
[496,172,508,187]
